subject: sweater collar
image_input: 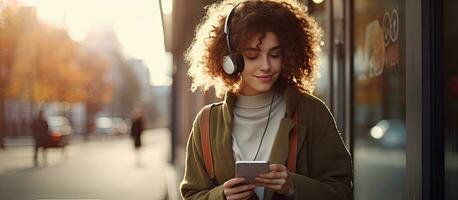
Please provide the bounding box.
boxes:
[223,85,300,120]
[235,90,275,109]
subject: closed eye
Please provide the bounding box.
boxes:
[243,52,259,60]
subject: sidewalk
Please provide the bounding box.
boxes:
[2,133,127,147]
[0,128,181,200]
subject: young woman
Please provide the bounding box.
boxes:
[180,0,352,199]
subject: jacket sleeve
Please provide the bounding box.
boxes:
[290,99,353,200]
[180,110,226,200]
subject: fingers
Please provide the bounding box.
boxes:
[269,164,287,172]
[255,176,286,185]
[254,164,291,193]
[257,164,287,179]
[224,178,256,200]
[225,164,290,199]
[259,170,287,179]
[255,176,289,193]
[224,184,256,196]
[224,177,246,188]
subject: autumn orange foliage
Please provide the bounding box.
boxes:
[0,6,112,104]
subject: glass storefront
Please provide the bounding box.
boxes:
[309,0,458,199]
[353,0,406,199]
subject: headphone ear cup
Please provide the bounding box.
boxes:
[222,54,244,75]
[235,55,244,73]
[222,56,236,74]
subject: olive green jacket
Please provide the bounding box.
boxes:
[180,86,352,200]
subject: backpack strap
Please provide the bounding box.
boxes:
[287,111,299,173]
[200,104,214,180]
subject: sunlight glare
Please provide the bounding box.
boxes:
[30,0,170,86]
[161,0,173,15]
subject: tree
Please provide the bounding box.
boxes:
[0,5,21,146]
[2,7,113,104]
[0,6,114,139]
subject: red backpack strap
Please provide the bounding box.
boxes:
[200,104,214,179]
[287,111,298,173]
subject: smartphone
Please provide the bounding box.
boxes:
[235,161,270,184]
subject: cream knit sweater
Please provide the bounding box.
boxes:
[232,90,286,199]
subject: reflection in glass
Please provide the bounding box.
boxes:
[353,0,406,199]
[444,0,458,199]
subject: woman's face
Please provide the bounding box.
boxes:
[239,32,282,96]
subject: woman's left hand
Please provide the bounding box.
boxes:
[254,164,294,195]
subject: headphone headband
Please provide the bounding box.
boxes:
[222,3,244,75]
[224,3,241,55]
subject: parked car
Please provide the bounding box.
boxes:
[95,117,128,135]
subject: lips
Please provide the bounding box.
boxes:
[254,74,273,82]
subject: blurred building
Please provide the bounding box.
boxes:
[161,0,458,199]
[81,28,162,130]
[80,27,129,134]
[127,58,162,128]
[128,59,153,105]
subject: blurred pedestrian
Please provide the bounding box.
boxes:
[31,110,48,166]
[0,123,5,149]
[130,109,144,150]
[0,120,5,149]
[180,0,352,199]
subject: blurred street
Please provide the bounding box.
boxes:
[0,128,178,200]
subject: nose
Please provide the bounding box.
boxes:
[259,55,271,72]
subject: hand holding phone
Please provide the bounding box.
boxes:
[254,163,295,196]
[223,177,256,199]
[235,161,269,184]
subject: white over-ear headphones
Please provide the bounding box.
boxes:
[222,4,244,75]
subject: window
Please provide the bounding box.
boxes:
[353,0,406,199]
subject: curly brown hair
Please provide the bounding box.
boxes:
[186,0,322,98]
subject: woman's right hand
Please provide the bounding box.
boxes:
[223,177,256,200]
